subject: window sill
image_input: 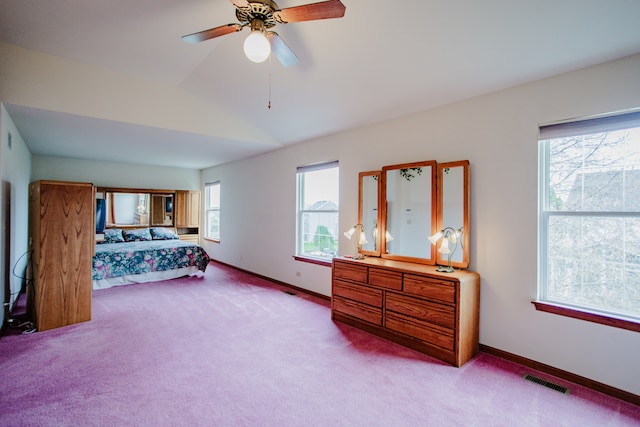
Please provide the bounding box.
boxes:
[203,237,220,243]
[532,301,640,333]
[293,256,332,267]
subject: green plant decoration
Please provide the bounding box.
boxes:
[400,167,423,181]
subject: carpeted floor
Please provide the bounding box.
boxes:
[0,262,639,426]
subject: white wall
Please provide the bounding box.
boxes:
[0,42,273,146]
[0,103,32,329]
[201,54,640,396]
[32,155,200,190]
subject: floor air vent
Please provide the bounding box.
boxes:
[523,374,570,394]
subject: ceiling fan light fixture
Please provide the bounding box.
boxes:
[244,30,271,63]
[183,1,347,66]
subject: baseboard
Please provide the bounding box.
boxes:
[210,259,331,302]
[480,344,640,407]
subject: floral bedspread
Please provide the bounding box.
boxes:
[93,239,211,281]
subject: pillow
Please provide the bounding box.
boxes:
[150,227,180,240]
[103,228,125,244]
[122,228,152,242]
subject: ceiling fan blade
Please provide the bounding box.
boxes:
[229,0,249,8]
[182,24,243,44]
[274,0,346,24]
[266,32,298,67]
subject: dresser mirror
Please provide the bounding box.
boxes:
[381,160,437,264]
[436,161,470,268]
[358,171,382,256]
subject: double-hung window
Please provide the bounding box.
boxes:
[296,161,339,262]
[537,111,640,329]
[205,181,221,241]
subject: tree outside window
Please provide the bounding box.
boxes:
[539,112,640,322]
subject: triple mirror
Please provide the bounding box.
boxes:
[357,160,469,268]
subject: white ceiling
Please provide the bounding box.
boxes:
[2,0,640,169]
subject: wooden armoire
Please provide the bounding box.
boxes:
[28,180,94,331]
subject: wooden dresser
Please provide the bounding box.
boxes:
[28,180,94,331]
[332,257,480,367]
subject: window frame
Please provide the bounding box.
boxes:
[204,181,220,242]
[295,161,339,266]
[535,110,640,332]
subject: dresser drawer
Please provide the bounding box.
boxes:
[385,293,455,329]
[333,296,382,326]
[333,260,368,283]
[386,312,454,351]
[403,274,456,304]
[179,234,200,243]
[369,267,402,290]
[333,279,383,308]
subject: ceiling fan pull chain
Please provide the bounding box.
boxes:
[268,53,272,109]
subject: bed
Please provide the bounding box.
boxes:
[92,227,211,290]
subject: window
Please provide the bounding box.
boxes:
[538,111,640,328]
[296,161,339,262]
[205,181,220,241]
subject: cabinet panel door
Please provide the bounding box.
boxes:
[187,191,200,227]
[32,182,93,331]
[175,191,186,227]
[176,191,201,229]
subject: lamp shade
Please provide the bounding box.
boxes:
[344,226,356,239]
[438,237,450,254]
[244,31,271,63]
[358,233,368,245]
[429,231,443,245]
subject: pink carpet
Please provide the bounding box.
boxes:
[1,262,639,426]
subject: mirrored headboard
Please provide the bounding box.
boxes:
[98,187,176,228]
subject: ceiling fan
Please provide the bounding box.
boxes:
[182,0,346,67]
